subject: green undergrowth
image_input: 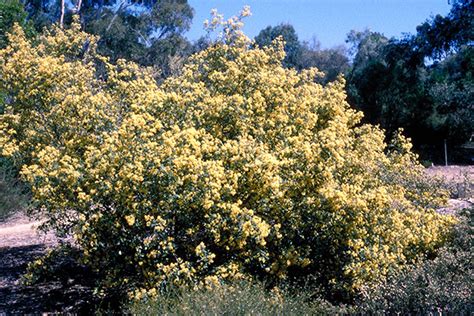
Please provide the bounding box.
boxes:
[127,281,352,316]
[0,157,29,220]
[357,208,473,314]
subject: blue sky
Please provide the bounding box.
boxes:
[186,0,451,48]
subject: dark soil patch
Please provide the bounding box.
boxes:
[0,244,96,314]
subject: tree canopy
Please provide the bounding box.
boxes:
[18,0,194,78]
[0,0,34,48]
[345,1,473,162]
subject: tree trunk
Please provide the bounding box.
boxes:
[59,0,65,28]
[76,0,83,13]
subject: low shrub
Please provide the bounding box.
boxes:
[128,281,351,316]
[447,173,473,199]
[23,245,93,286]
[357,208,473,314]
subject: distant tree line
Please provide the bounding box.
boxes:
[1,0,472,163]
[345,0,473,163]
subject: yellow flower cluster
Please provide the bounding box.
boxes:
[0,13,454,299]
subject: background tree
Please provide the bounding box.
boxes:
[346,29,388,68]
[81,0,194,78]
[413,0,473,61]
[254,23,302,69]
[427,46,473,146]
[299,37,350,84]
[19,0,194,78]
[345,1,473,163]
[416,0,473,160]
[254,25,350,83]
[346,32,434,141]
[345,30,390,125]
[0,0,35,48]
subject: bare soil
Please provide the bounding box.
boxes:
[425,165,474,186]
[0,213,95,314]
[0,213,55,248]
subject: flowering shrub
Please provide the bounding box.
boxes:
[0,12,455,301]
[358,209,472,314]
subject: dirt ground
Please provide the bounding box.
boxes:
[425,165,474,185]
[0,213,95,314]
[0,165,472,313]
[426,165,473,202]
[0,213,56,248]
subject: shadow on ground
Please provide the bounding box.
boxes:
[0,244,95,314]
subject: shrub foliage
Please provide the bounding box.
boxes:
[0,14,454,301]
[358,209,473,314]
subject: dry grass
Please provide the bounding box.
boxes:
[426,165,473,199]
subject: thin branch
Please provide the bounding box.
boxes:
[136,30,151,46]
[106,0,131,32]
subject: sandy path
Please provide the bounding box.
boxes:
[0,222,43,235]
[0,221,45,241]
[0,214,57,248]
[0,214,94,314]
